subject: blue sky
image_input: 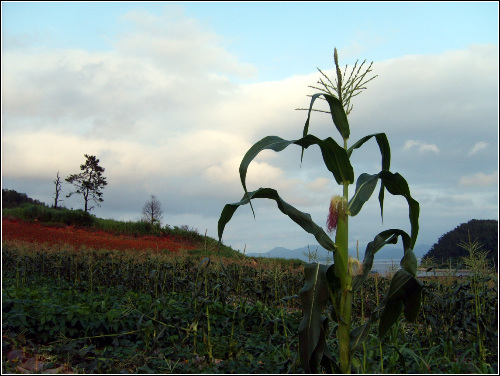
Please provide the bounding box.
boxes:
[3,2,498,81]
[2,2,499,256]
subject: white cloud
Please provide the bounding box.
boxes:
[468,141,489,155]
[1,6,498,253]
[306,177,331,193]
[459,171,498,187]
[117,7,256,79]
[402,140,440,154]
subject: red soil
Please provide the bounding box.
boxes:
[1,217,199,253]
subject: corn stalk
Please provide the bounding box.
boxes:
[217,48,423,373]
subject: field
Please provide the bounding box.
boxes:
[1,217,199,253]
[2,216,498,374]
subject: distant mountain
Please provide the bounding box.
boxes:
[247,243,430,263]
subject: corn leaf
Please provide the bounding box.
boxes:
[348,173,380,216]
[378,269,424,338]
[217,187,336,252]
[298,263,331,373]
[324,94,350,140]
[348,133,391,220]
[238,135,354,218]
[303,93,350,141]
[379,171,420,249]
[352,229,411,292]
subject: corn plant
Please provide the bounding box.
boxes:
[217,48,422,373]
[458,234,494,362]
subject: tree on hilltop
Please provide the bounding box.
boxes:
[66,154,107,213]
[142,195,163,226]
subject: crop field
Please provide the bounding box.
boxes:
[2,218,498,374]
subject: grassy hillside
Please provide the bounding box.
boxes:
[2,189,304,267]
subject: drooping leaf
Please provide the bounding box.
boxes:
[400,248,418,277]
[323,94,350,140]
[345,171,418,248]
[217,187,336,252]
[350,322,372,354]
[379,171,420,249]
[348,173,380,216]
[379,299,404,339]
[238,135,354,212]
[403,283,423,323]
[348,133,391,220]
[298,263,330,373]
[378,269,423,338]
[347,133,390,171]
[299,135,354,184]
[325,263,342,323]
[352,229,411,292]
[302,93,350,141]
[238,136,296,216]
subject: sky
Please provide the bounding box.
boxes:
[2,2,499,256]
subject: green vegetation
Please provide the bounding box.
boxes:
[1,192,288,263]
[218,48,422,373]
[3,203,95,227]
[2,189,45,209]
[422,219,498,268]
[2,241,497,374]
[65,154,108,213]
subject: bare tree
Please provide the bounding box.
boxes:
[142,195,163,226]
[53,171,63,209]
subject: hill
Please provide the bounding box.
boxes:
[248,242,431,263]
[1,188,237,258]
[2,188,45,208]
[422,219,498,268]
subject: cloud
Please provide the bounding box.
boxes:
[459,171,498,187]
[468,141,488,155]
[2,6,498,253]
[306,177,331,193]
[402,140,440,154]
[118,7,256,79]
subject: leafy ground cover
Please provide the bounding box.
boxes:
[1,216,498,373]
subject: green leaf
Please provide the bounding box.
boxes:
[238,135,354,215]
[325,263,342,322]
[350,322,372,354]
[378,269,423,338]
[302,93,350,140]
[403,284,423,323]
[217,187,336,252]
[379,171,420,249]
[352,229,410,292]
[400,248,418,277]
[324,94,350,140]
[298,263,330,373]
[348,173,380,216]
[295,135,354,184]
[379,299,404,339]
[347,133,390,171]
[348,133,391,220]
[239,136,295,216]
